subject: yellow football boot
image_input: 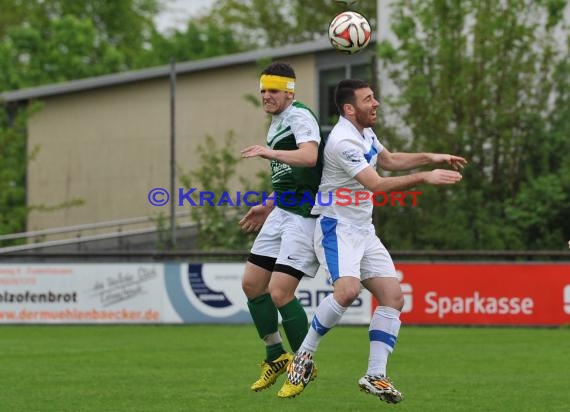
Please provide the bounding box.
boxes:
[277,350,317,398]
[250,352,293,392]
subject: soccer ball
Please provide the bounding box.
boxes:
[328,11,372,55]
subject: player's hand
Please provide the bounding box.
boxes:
[239,204,273,232]
[431,154,467,170]
[424,169,463,185]
[241,145,273,160]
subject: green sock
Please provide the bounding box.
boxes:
[278,298,309,352]
[247,293,285,361]
[267,343,285,361]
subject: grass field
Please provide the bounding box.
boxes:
[1,325,569,411]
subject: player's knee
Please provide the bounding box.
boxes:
[334,285,360,307]
[268,285,294,308]
[394,293,405,311]
[242,276,263,299]
[241,277,252,295]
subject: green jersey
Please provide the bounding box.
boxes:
[267,101,324,217]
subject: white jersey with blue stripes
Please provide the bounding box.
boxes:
[311,116,384,224]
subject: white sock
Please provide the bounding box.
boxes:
[367,306,401,376]
[300,294,347,354]
[263,331,282,346]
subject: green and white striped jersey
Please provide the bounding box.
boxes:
[266,101,324,217]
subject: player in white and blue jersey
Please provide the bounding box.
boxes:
[279,79,467,402]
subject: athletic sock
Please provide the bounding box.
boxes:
[247,293,285,361]
[300,294,347,354]
[267,341,286,361]
[278,297,309,352]
[367,306,401,376]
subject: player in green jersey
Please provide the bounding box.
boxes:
[239,62,324,395]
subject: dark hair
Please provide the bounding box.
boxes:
[261,62,296,79]
[334,79,371,116]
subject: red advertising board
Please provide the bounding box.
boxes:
[372,263,570,326]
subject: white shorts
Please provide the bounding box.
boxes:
[314,215,397,283]
[250,207,319,277]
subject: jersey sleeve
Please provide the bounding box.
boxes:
[372,134,385,155]
[288,110,321,146]
[330,139,370,178]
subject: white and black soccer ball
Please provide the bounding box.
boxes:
[328,11,372,55]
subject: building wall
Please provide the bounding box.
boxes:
[26,54,316,231]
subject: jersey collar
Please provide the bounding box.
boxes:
[339,115,368,139]
[273,101,295,119]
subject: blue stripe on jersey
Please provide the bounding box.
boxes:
[364,143,378,164]
[369,329,397,348]
[320,217,339,282]
[311,316,331,336]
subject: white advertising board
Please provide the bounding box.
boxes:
[0,264,165,323]
[0,263,372,325]
[163,263,371,325]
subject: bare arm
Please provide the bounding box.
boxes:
[238,192,275,233]
[241,141,318,167]
[379,148,467,171]
[354,165,463,193]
